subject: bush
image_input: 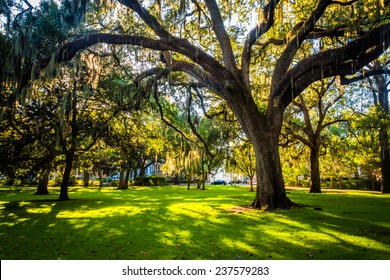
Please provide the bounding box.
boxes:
[51,176,76,186]
[321,177,381,190]
[110,180,119,187]
[133,176,168,186]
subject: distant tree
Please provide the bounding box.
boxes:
[369,71,390,193]
[231,140,257,192]
[283,79,349,193]
[340,58,390,193]
[0,90,58,189]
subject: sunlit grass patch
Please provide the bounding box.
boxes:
[0,185,389,259]
[56,205,144,219]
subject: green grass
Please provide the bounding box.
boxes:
[1,185,389,260]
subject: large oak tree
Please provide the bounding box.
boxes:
[11,0,390,208]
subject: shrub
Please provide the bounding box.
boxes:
[133,176,168,186]
[51,176,76,186]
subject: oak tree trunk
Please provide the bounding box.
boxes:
[249,176,254,192]
[98,170,103,188]
[125,168,131,189]
[249,132,295,209]
[373,74,390,193]
[118,169,127,189]
[174,174,180,185]
[83,172,89,187]
[309,148,322,193]
[338,176,342,189]
[35,167,50,195]
[380,127,390,193]
[59,152,74,201]
[226,89,295,210]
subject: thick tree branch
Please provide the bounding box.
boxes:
[340,69,390,85]
[39,33,172,68]
[295,95,314,139]
[272,0,333,90]
[159,51,226,95]
[191,86,226,120]
[271,23,390,113]
[322,119,348,128]
[117,0,171,39]
[241,0,280,90]
[283,124,314,148]
[204,0,239,76]
[19,32,228,95]
[254,26,346,50]
[331,0,358,6]
[118,0,232,84]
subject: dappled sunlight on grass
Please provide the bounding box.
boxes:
[160,229,193,247]
[56,205,145,219]
[261,225,338,249]
[272,216,313,230]
[0,200,7,210]
[26,204,54,214]
[167,202,229,225]
[221,238,256,255]
[66,218,92,229]
[0,185,389,259]
[320,227,390,251]
[1,217,31,227]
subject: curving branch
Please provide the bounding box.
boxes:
[340,68,390,85]
[38,33,173,67]
[158,51,226,94]
[271,0,333,89]
[18,32,227,95]
[117,0,171,39]
[118,0,230,83]
[241,0,280,90]
[191,86,226,120]
[270,23,390,114]
[204,0,239,77]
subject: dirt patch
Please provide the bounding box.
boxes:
[227,205,258,214]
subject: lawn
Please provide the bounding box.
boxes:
[0,185,389,260]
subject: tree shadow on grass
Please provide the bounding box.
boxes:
[0,187,389,259]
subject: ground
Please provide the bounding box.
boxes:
[0,185,389,259]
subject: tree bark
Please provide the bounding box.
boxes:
[377,75,390,193]
[98,170,103,188]
[59,152,74,201]
[309,147,322,193]
[125,168,131,189]
[225,88,294,210]
[138,161,146,181]
[118,169,127,189]
[249,132,295,209]
[338,176,342,189]
[249,176,254,192]
[83,172,89,187]
[187,172,191,190]
[174,174,180,185]
[35,166,50,195]
[380,127,390,193]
